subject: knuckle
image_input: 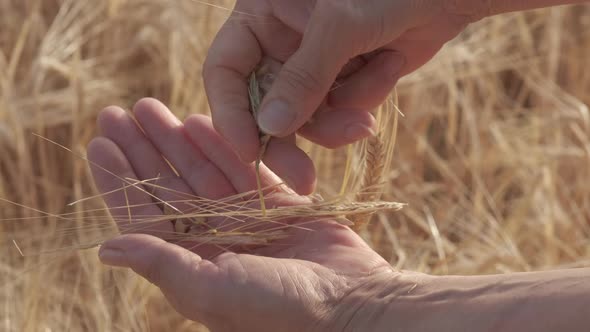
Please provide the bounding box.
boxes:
[316,0,361,31]
[136,250,166,285]
[314,0,381,52]
[280,62,323,94]
[327,0,373,23]
[213,252,237,264]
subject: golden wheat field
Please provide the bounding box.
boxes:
[1,0,590,331]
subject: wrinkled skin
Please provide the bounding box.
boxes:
[88,98,401,331]
[203,0,479,194]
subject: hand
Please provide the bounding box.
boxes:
[88,98,590,331]
[203,0,485,194]
[87,98,403,332]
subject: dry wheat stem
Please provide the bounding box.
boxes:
[248,67,272,216]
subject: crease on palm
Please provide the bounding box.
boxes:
[88,99,383,264]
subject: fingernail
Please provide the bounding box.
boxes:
[98,247,127,267]
[345,123,376,141]
[258,99,296,136]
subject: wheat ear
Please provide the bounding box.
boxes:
[350,89,400,231]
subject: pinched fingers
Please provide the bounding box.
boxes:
[203,17,262,164]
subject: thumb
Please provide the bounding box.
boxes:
[257,10,353,136]
[98,234,220,321]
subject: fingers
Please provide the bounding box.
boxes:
[203,19,262,163]
[298,110,376,149]
[262,136,316,195]
[246,16,301,63]
[328,51,405,110]
[256,52,402,154]
[87,137,172,236]
[256,6,352,137]
[97,106,197,219]
[98,234,220,322]
[97,235,296,330]
[132,98,235,199]
[183,114,279,193]
[184,105,315,196]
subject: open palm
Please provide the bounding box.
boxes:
[88,98,396,332]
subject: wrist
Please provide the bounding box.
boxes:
[340,274,494,332]
[377,270,590,332]
[321,269,429,332]
[324,272,501,332]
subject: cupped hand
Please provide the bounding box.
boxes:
[203,0,485,194]
[87,98,403,332]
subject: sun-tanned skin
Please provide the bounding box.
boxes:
[90,99,590,332]
[90,0,590,331]
[89,98,398,331]
[203,0,588,194]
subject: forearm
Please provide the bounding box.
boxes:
[369,269,590,331]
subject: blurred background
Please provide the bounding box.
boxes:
[1,0,589,330]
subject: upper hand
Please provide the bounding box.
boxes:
[203,0,484,194]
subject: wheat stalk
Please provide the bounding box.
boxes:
[248,65,273,216]
[349,136,386,231]
[119,65,402,246]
